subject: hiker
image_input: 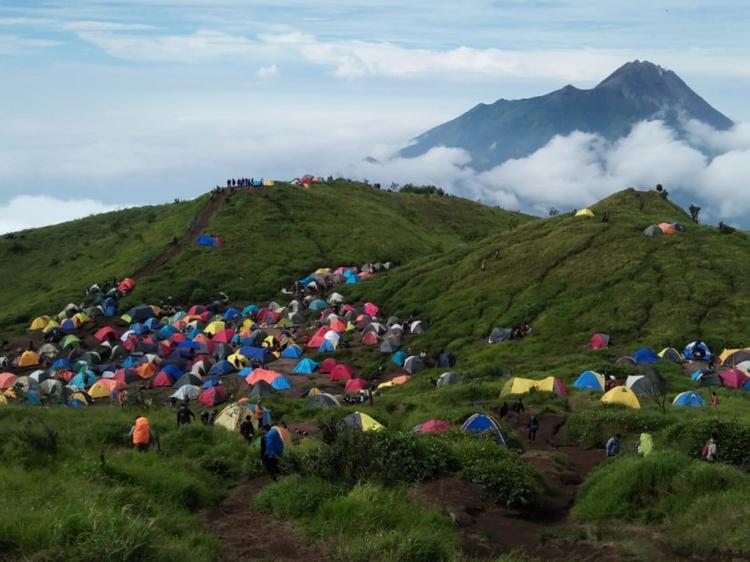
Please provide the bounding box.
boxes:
[689,204,701,223]
[499,401,509,419]
[176,402,195,426]
[703,432,718,463]
[606,433,621,457]
[240,415,255,442]
[254,401,265,429]
[481,259,486,271]
[494,249,501,259]
[602,211,609,223]
[513,397,525,414]
[710,391,719,407]
[528,415,539,442]
[260,426,283,481]
[130,417,154,452]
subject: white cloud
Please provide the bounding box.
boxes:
[0,34,60,54]
[62,21,157,32]
[0,196,128,234]
[257,64,280,79]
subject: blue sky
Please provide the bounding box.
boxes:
[1,1,749,230]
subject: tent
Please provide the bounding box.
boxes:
[246,368,282,386]
[632,347,660,365]
[643,225,664,237]
[461,414,505,444]
[214,402,249,432]
[501,376,568,397]
[488,327,512,344]
[626,374,664,396]
[319,358,336,374]
[573,371,605,392]
[88,379,122,399]
[292,358,319,375]
[575,208,595,217]
[171,385,201,401]
[403,356,424,375]
[413,419,451,433]
[589,333,610,350]
[658,347,683,363]
[672,391,706,407]
[601,386,640,409]
[690,369,722,387]
[437,352,455,368]
[18,351,40,368]
[305,393,339,409]
[719,348,750,367]
[0,373,18,390]
[281,345,303,359]
[330,364,354,382]
[340,412,384,432]
[345,378,368,393]
[437,371,462,386]
[199,386,227,407]
[362,331,380,346]
[209,360,236,377]
[719,368,749,389]
[683,341,712,361]
[658,222,677,234]
[391,351,407,367]
[30,316,52,331]
[249,381,276,399]
[173,373,202,388]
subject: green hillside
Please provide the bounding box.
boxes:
[345,188,750,372]
[0,180,530,335]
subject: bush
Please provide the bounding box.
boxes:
[659,418,750,468]
[564,408,675,448]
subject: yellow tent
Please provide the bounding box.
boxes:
[639,433,654,457]
[575,208,595,217]
[18,351,40,368]
[308,387,321,397]
[0,394,7,406]
[204,321,226,335]
[358,412,384,432]
[215,402,247,432]
[346,321,356,333]
[501,376,562,396]
[228,352,249,368]
[719,348,750,366]
[43,320,60,333]
[314,268,331,275]
[73,312,91,324]
[30,316,52,331]
[241,319,256,331]
[601,386,640,409]
[262,179,274,186]
[88,381,113,399]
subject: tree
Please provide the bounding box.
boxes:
[640,366,668,414]
[548,207,559,216]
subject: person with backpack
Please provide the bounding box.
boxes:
[176,402,195,427]
[527,415,540,442]
[260,425,284,481]
[606,434,621,457]
[240,415,255,443]
[130,417,154,452]
[703,432,718,463]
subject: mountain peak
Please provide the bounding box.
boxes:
[596,60,676,90]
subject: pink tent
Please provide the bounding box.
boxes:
[330,364,354,382]
[345,378,368,393]
[364,302,379,317]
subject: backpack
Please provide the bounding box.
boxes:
[701,445,709,458]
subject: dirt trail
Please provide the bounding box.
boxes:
[414,411,619,562]
[202,477,328,562]
[132,189,230,280]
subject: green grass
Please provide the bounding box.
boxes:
[0,405,262,561]
[254,476,458,562]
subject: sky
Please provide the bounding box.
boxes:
[1,0,749,232]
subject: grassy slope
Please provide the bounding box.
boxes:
[0,198,206,331]
[129,180,531,307]
[0,181,531,335]
[345,188,750,375]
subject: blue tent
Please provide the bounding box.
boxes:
[103,297,118,317]
[281,345,303,359]
[252,179,263,187]
[298,275,316,287]
[319,340,336,353]
[130,323,145,335]
[69,372,97,389]
[292,358,319,375]
[224,307,240,322]
[209,360,236,377]
[242,304,259,316]
[143,318,161,332]
[158,325,178,340]
[743,381,750,392]
[68,397,87,408]
[461,414,506,445]
[683,341,712,361]
[345,275,360,285]
[632,347,660,365]
[309,299,328,311]
[160,364,184,379]
[391,351,407,366]
[51,359,72,371]
[271,375,293,391]
[26,390,42,406]
[263,428,285,457]
[240,346,272,363]
[201,377,222,389]
[197,235,217,247]
[573,371,605,391]
[672,391,706,407]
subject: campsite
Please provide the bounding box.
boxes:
[2,180,750,561]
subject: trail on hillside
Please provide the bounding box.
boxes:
[202,476,328,562]
[132,190,230,280]
[414,412,619,562]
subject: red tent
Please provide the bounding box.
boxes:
[590,333,609,350]
[199,386,227,407]
[212,329,235,344]
[415,419,451,433]
[364,302,379,317]
[319,358,337,374]
[330,364,354,382]
[117,278,136,294]
[308,327,329,348]
[329,318,347,333]
[362,331,379,346]
[345,378,367,393]
[95,326,119,342]
[246,368,282,386]
[719,368,750,389]
[151,371,174,388]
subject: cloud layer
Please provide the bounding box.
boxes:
[0,196,125,234]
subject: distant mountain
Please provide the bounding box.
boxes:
[398,61,734,170]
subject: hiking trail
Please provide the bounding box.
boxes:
[132,190,230,280]
[202,476,328,562]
